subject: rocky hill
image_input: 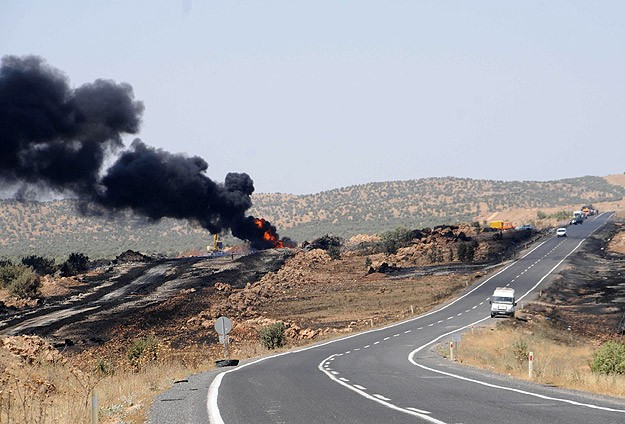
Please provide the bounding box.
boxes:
[251,175,625,240]
[1,175,624,260]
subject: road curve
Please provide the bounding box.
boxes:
[152,212,625,424]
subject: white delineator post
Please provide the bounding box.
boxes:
[449,341,455,362]
[91,389,98,424]
[529,351,534,379]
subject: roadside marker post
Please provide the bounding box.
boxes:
[451,333,461,347]
[91,389,98,424]
[529,351,534,379]
[449,341,455,362]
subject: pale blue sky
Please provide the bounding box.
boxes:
[2,1,624,194]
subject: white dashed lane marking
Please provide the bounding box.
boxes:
[406,407,432,415]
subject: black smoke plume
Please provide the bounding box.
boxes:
[0,55,285,249]
[0,55,143,196]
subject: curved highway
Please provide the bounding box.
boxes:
[152,212,625,423]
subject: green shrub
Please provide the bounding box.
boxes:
[96,358,115,376]
[127,335,158,369]
[380,226,412,255]
[259,322,287,350]
[327,245,341,260]
[457,240,478,262]
[590,341,625,375]
[60,252,89,276]
[21,255,57,276]
[0,264,41,298]
[512,339,529,364]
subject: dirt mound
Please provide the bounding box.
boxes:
[199,249,332,321]
[1,335,66,364]
[347,234,381,245]
[608,223,625,254]
[302,234,343,251]
[114,250,153,263]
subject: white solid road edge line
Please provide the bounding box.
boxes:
[206,240,547,423]
[206,214,614,422]
[408,316,625,413]
[408,215,625,414]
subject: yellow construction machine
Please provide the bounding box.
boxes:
[207,234,225,256]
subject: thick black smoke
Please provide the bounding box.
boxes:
[98,139,253,235]
[0,55,143,196]
[0,55,284,249]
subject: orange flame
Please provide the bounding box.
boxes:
[254,218,284,248]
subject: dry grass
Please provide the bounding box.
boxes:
[0,338,263,424]
[450,321,625,398]
[0,347,93,423]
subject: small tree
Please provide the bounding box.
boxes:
[21,255,57,276]
[327,244,341,260]
[127,335,159,370]
[0,264,41,298]
[457,240,478,263]
[380,226,412,255]
[259,322,287,350]
[60,252,89,277]
[590,341,625,375]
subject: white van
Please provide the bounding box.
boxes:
[490,287,516,318]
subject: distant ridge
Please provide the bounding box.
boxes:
[1,175,623,260]
[250,175,625,241]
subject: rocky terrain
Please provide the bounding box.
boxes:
[1,215,624,422]
[0,222,539,360]
[2,174,625,261]
[526,220,625,339]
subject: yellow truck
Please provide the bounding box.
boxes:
[489,220,514,230]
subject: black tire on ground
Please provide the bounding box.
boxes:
[215,359,240,367]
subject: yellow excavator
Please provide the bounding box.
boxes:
[207,234,224,256]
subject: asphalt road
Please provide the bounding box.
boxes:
[150,212,625,424]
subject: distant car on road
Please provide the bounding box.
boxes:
[556,228,567,237]
[570,216,583,225]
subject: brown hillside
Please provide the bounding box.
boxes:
[604,173,625,188]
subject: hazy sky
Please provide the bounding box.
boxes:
[2,1,624,194]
